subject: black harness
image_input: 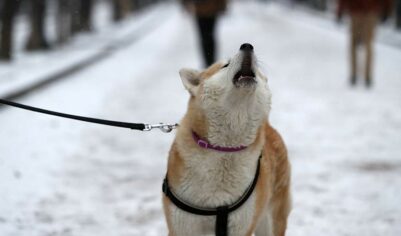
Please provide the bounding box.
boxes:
[162,155,262,236]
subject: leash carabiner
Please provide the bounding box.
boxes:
[143,123,178,133]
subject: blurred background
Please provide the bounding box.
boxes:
[1,0,401,235]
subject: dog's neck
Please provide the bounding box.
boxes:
[207,106,265,147]
[189,98,267,148]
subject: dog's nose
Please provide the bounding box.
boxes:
[240,43,254,52]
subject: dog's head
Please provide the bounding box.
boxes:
[180,43,272,122]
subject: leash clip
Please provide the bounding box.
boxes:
[144,123,178,133]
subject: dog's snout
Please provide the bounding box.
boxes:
[240,43,254,52]
[240,44,254,74]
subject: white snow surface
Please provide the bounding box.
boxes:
[0,2,166,98]
[1,1,401,236]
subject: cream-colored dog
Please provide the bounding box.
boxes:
[162,44,291,236]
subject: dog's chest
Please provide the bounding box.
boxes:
[179,152,258,203]
[170,152,260,235]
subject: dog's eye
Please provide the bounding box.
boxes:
[222,62,229,69]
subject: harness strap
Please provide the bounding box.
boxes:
[163,155,262,236]
[216,206,229,236]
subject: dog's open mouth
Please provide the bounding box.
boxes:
[233,70,256,87]
[233,50,257,88]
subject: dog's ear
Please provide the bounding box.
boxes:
[179,68,200,95]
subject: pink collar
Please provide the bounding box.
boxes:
[192,131,247,152]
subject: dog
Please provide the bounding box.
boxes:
[162,43,291,236]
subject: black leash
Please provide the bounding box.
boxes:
[0,98,178,132]
[163,155,262,236]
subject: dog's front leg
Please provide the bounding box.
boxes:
[163,196,206,236]
[254,208,274,236]
[270,180,291,236]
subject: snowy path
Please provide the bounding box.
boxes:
[1,2,401,236]
[0,3,167,99]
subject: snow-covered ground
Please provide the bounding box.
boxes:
[1,1,401,236]
[0,2,167,99]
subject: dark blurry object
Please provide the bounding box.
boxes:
[57,0,71,44]
[292,0,327,11]
[70,0,94,34]
[337,0,394,88]
[130,0,138,12]
[310,0,327,11]
[0,0,19,60]
[113,0,132,22]
[80,0,94,31]
[182,0,227,67]
[336,11,343,23]
[381,12,389,23]
[396,0,401,29]
[70,0,80,34]
[55,0,94,44]
[26,0,50,51]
